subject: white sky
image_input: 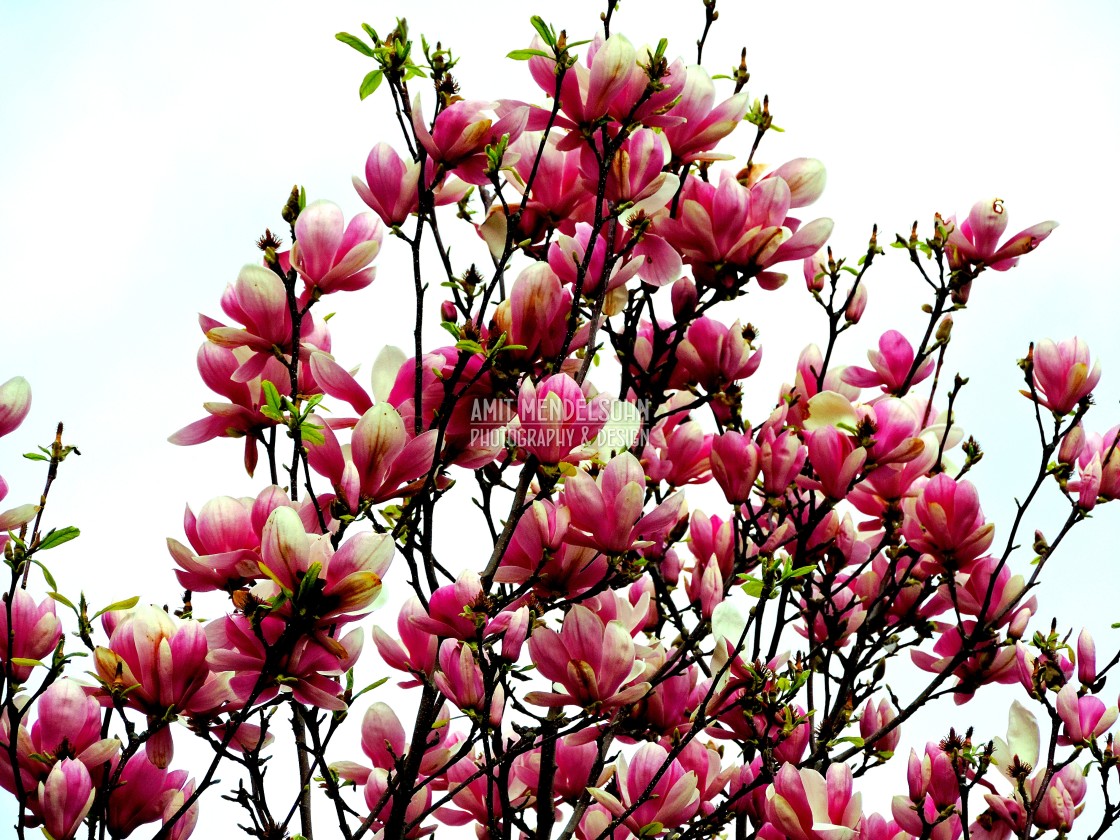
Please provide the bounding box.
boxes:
[2,0,1119,836]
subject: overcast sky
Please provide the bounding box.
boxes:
[2,0,1119,835]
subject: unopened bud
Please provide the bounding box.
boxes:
[671,276,698,319]
[844,284,867,323]
[935,316,953,345]
[441,300,457,323]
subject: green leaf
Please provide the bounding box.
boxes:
[9,657,43,668]
[300,422,325,447]
[38,527,80,551]
[440,321,462,339]
[529,15,555,47]
[455,339,483,354]
[351,676,389,702]
[91,596,140,620]
[359,69,384,101]
[360,23,379,42]
[33,559,57,590]
[23,452,48,462]
[335,32,376,57]
[47,591,76,611]
[507,48,553,61]
[261,380,283,414]
[741,576,764,598]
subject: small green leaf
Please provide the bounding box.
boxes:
[91,596,140,620]
[529,15,555,47]
[48,591,76,611]
[440,321,462,339]
[360,23,379,42]
[507,48,553,61]
[335,32,376,57]
[455,339,483,354]
[38,527,80,551]
[9,657,43,668]
[23,452,48,462]
[33,559,57,590]
[261,380,283,414]
[741,576,764,598]
[359,69,384,101]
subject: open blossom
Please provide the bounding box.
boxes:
[1055,681,1117,745]
[1027,337,1100,415]
[944,198,1057,271]
[0,588,62,682]
[902,473,994,571]
[526,605,649,710]
[562,450,685,554]
[205,613,361,712]
[662,64,751,162]
[843,330,933,394]
[96,606,232,767]
[656,169,833,290]
[288,200,382,296]
[677,317,762,392]
[107,752,194,839]
[257,506,392,624]
[589,743,700,834]
[412,97,528,184]
[765,763,863,840]
[507,373,611,465]
[495,500,608,595]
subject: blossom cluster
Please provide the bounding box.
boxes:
[0,7,1116,840]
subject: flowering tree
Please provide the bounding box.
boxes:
[2,3,1118,839]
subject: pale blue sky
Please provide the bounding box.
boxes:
[2,0,1119,835]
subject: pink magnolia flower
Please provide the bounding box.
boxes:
[764,158,828,208]
[527,33,646,129]
[1026,763,1087,833]
[203,264,331,383]
[764,762,863,840]
[38,758,95,840]
[507,373,611,465]
[526,605,649,710]
[710,430,761,503]
[289,199,382,296]
[562,450,685,554]
[205,613,361,712]
[372,596,438,685]
[0,375,31,437]
[944,198,1057,271]
[493,262,575,363]
[495,500,608,595]
[902,474,994,571]
[433,639,504,724]
[306,403,438,507]
[547,220,680,295]
[256,506,392,624]
[589,742,700,834]
[662,65,751,162]
[106,752,193,839]
[642,410,714,486]
[166,493,263,592]
[0,588,62,682]
[860,698,901,754]
[168,342,318,477]
[1027,337,1101,415]
[1077,627,1097,686]
[759,429,809,497]
[353,144,468,228]
[1055,681,1117,745]
[804,425,867,500]
[508,132,595,235]
[656,170,833,290]
[677,317,762,392]
[1070,425,1120,503]
[95,607,232,767]
[412,97,528,184]
[410,570,484,640]
[580,128,679,213]
[843,330,934,395]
